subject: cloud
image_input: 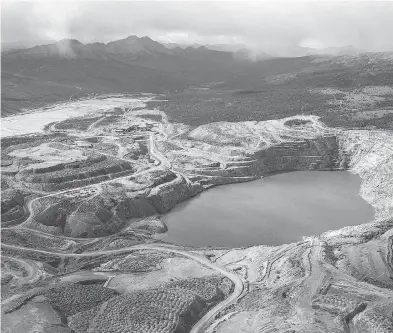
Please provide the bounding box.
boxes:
[2,1,393,52]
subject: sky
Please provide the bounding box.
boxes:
[2,0,393,53]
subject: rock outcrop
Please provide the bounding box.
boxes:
[338,129,393,219]
[250,136,343,174]
[147,174,203,213]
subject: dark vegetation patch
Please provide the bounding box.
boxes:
[284,119,312,127]
[159,141,184,151]
[1,56,193,116]
[130,106,147,111]
[95,114,122,127]
[66,274,234,333]
[61,251,145,273]
[165,275,234,303]
[1,133,66,150]
[84,137,99,143]
[1,274,14,285]
[135,113,163,122]
[71,233,146,254]
[75,279,106,286]
[231,90,265,95]
[3,282,119,316]
[1,159,13,167]
[156,69,393,130]
[322,110,393,130]
[17,155,135,192]
[136,141,149,155]
[1,71,94,117]
[2,258,29,277]
[1,229,71,250]
[91,142,118,155]
[75,251,172,273]
[54,116,103,131]
[1,189,29,225]
[1,179,10,190]
[155,88,336,127]
[1,189,25,213]
[1,247,63,267]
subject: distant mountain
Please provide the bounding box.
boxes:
[163,42,259,55]
[1,35,322,116]
[3,36,174,60]
[265,45,361,58]
[205,44,360,58]
[3,35,295,79]
[1,39,55,52]
[2,37,363,61]
[163,42,202,49]
[313,45,360,56]
[203,43,249,52]
[106,35,172,55]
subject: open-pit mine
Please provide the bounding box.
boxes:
[1,94,393,333]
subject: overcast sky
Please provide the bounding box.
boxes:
[2,0,393,53]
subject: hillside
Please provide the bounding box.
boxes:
[3,36,393,128]
[155,53,393,129]
[1,36,319,116]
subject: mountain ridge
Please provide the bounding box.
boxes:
[2,35,363,60]
[3,35,392,118]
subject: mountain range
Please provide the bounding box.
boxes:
[2,36,361,58]
[0,35,383,117]
[2,35,324,115]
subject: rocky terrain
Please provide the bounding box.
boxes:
[1,93,393,333]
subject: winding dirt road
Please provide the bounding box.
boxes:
[1,242,244,333]
[3,115,245,332]
[17,133,165,227]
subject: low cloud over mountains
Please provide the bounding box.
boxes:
[2,1,393,56]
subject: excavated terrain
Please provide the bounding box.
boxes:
[1,94,392,333]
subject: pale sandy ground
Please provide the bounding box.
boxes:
[1,96,148,137]
[107,257,215,293]
[9,143,87,169]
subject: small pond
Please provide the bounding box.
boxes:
[158,171,374,247]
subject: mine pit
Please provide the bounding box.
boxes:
[158,171,375,247]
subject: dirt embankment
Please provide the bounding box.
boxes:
[339,130,393,219]
[25,172,203,238]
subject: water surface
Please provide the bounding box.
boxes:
[159,171,374,247]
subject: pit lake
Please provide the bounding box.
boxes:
[158,171,375,247]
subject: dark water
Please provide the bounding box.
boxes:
[158,171,374,247]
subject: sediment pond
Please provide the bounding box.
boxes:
[159,171,375,247]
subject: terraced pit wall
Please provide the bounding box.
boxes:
[114,175,203,221]
[15,159,135,192]
[225,131,392,221]
[185,135,348,191]
[146,175,203,213]
[65,175,203,237]
[249,136,346,175]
